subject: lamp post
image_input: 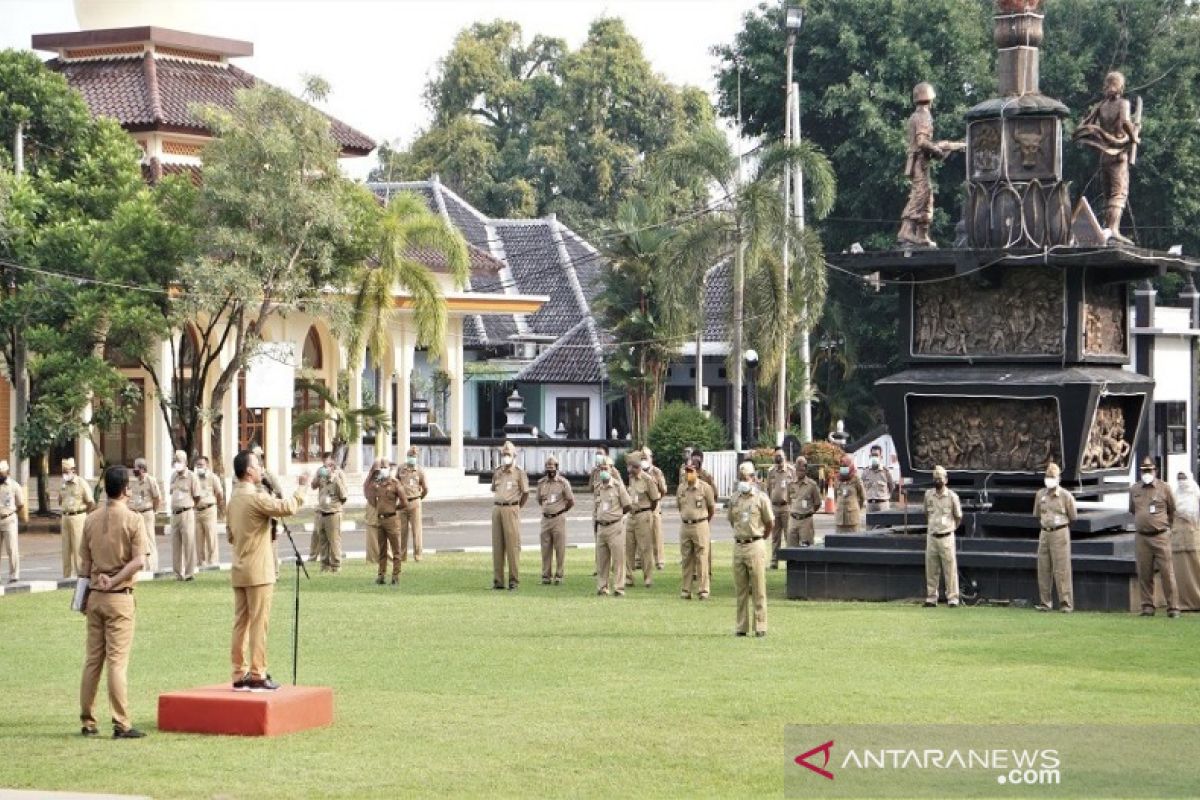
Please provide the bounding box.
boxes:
[744,348,760,453]
[779,4,807,447]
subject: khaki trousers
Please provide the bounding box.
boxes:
[62,513,86,578]
[377,516,401,577]
[626,510,655,585]
[596,520,626,594]
[491,505,521,587]
[680,520,710,596]
[925,533,959,604]
[1037,527,1073,610]
[0,515,18,581]
[733,539,767,634]
[137,510,158,573]
[1136,531,1178,611]
[172,509,196,579]
[80,591,136,731]
[365,507,380,565]
[540,513,566,581]
[787,514,816,546]
[653,508,665,567]
[231,583,273,680]
[195,505,219,566]
[400,500,423,560]
[770,504,788,564]
[317,512,342,571]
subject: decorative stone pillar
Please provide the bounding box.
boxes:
[446,316,465,468]
[347,358,364,472]
[502,390,535,439]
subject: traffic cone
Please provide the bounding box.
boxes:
[823,483,836,514]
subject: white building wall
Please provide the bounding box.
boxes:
[541,384,603,439]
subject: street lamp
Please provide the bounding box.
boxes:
[744,348,760,451]
[785,6,804,32]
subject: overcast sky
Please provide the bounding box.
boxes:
[1,0,765,178]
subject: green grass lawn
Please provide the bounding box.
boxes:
[2,546,1199,799]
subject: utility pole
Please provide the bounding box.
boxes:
[781,5,809,444]
[793,86,813,444]
[778,22,795,447]
[12,122,28,485]
[732,63,746,453]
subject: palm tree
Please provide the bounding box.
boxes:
[657,126,835,451]
[291,377,391,468]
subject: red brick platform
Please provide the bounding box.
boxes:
[157,685,333,736]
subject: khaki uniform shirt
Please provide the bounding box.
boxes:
[924,488,962,535]
[648,465,667,498]
[862,466,895,502]
[129,474,160,513]
[834,475,866,527]
[787,477,823,517]
[1034,487,1077,531]
[537,475,575,516]
[316,471,348,513]
[766,464,796,505]
[627,471,661,512]
[676,480,715,523]
[195,472,225,513]
[728,488,774,540]
[492,465,529,504]
[59,477,95,515]
[227,482,305,587]
[677,465,716,490]
[371,478,407,516]
[81,503,145,592]
[0,479,27,522]
[1130,479,1175,534]
[594,481,631,525]
[397,464,427,501]
[169,469,202,512]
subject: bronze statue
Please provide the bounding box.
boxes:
[897,82,965,248]
[1073,71,1142,244]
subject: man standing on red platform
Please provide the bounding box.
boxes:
[227,450,308,692]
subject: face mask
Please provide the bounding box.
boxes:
[1044,477,1058,490]
[64,473,75,483]
[870,457,880,468]
[1141,472,1154,485]
[774,455,784,464]
[594,453,604,465]
[738,481,751,494]
[639,460,650,470]
[375,469,387,481]
[174,463,185,472]
[934,479,945,488]
[317,467,328,479]
[134,467,143,476]
[546,468,557,477]
[839,467,850,477]
[502,455,513,466]
[599,471,611,483]
[196,468,207,478]
[407,457,417,466]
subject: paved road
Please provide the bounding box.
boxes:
[8,495,838,582]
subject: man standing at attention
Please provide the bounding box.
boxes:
[765,447,794,569]
[787,456,823,548]
[491,441,528,590]
[0,460,27,583]
[924,465,962,607]
[643,448,668,570]
[728,461,773,637]
[594,466,631,597]
[536,456,574,585]
[625,451,661,589]
[193,456,226,568]
[1033,463,1076,613]
[677,463,715,600]
[79,465,146,738]
[169,450,202,581]
[227,449,308,692]
[369,462,407,585]
[862,444,896,516]
[59,457,95,578]
[397,446,428,563]
[128,458,161,573]
[1130,457,1179,617]
[312,452,347,574]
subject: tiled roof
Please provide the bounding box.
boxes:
[703,259,732,343]
[403,245,504,275]
[561,228,604,303]
[47,55,375,154]
[141,159,201,185]
[497,223,582,336]
[515,317,609,384]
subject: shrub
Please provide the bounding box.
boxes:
[645,402,727,489]
[801,440,845,483]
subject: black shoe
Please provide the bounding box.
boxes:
[755,631,767,638]
[541,578,551,585]
[232,673,252,692]
[246,675,280,692]
[923,601,936,608]
[553,578,562,585]
[184,576,195,582]
[1168,609,1181,619]
[508,582,518,591]
[81,726,99,737]
[113,727,146,739]
[735,631,748,637]
[770,563,779,570]
[1140,608,1155,617]
[375,575,385,585]
[390,576,399,586]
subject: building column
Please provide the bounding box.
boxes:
[1134,279,1157,467]
[447,316,464,469]
[395,322,415,462]
[346,347,365,473]
[156,338,175,487]
[225,363,240,475]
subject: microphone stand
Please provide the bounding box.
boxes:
[278,517,308,686]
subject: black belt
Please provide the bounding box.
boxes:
[196,503,215,512]
[930,532,953,538]
[0,512,14,520]
[1041,526,1068,533]
[1138,529,1169,536]
[379,512,398,519]
[598,518,623,528]
[773,502,788,507]
[495,501,519,506]
[94,587,134,595]
[790,512,814,520]
[543,509,567,519]
[133,508,153,514]
[633,508,653,515]
[867,499,890,504]
[64,510,87,516]
[318,510,340,517]
[735,536,764,543]
[681,519,707,525]
[173,507,193,515]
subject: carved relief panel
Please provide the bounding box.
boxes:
[909,396,1062,472]
[1082,282,1128,357]
[1080,395,1140,472]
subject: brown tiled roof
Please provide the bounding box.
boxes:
[403,245,504,275]
[140,159,201,185]
[47,55,375,155]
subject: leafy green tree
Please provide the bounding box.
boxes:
[645,401,728,490]
[291,375,390,468]
[373,18,716,234]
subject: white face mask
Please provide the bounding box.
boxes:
[174,463,185,472]
[64,473,75,483]
[737,480,751,494]
[1044,477,1058,490]
[639,460,650,470]
[594,453,604,465]
[870,457,880,468]
[407,457,417,466]
[375,469,387,481]
[197,467,207,477]
[1141,472,1154,485]
[502,455,513,466]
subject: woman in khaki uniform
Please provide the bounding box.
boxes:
[1171,471,1200,611]
[833,456,866,533]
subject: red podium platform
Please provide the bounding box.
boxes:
[158,685,334,737]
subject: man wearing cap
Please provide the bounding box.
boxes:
[643,448,669,570]
[594,465,632,596]
[787,456,823,548]
[0,460,28,583]
[168,450,203,581]
[192,456,226,568]
[363,458,388,567]
[1033,463,1076,612]
[58,457,96,579]
[625,451,662,588]
[862,444,896,515]
[728,461,773,636]
[677,463,715,599]
[79,465,146,738]
[312,452,348,573]
[834,456,867,534]
[765,447,795,569]
[923,465,962,607]
[536,456,574,584]
[1129,457,1180,617]
[491,441,529,590]
[128,458,161,573]
[367,460,407,585]
[397,446,428,563]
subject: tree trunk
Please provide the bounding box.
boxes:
[731,239,746,453]
[13,331,27,484]
[35,450,49,515]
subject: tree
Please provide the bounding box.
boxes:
[645,401,728,491]
[291,376,390,468]
[657,126,834,452]
[372,18,716,235]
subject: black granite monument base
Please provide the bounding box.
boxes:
[780,533,1137,612]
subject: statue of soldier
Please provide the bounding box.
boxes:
[1073,71,1141,244]
[897,82,964,248]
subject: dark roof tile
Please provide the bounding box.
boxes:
[515,317,608,384]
